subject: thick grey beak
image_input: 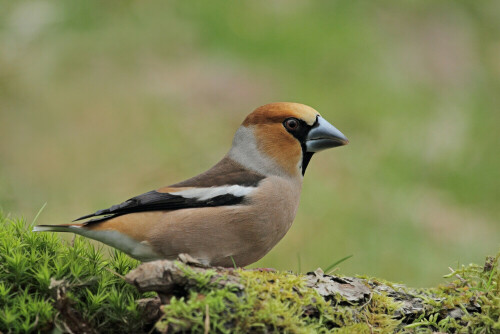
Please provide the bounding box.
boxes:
[306,116,349,152]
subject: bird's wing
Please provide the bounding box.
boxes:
[73,188,249,222]
[74,157,265,223]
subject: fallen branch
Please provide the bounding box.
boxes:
[124,255,498,333]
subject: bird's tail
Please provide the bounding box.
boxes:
[32,224,81,233]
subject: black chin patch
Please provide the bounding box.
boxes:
[301,152,314,175]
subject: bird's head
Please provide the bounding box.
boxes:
[229,102,348,178]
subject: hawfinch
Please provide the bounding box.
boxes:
[34,102,348,267]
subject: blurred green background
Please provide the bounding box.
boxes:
[1,0,499,287]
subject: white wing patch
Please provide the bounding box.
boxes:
[171,185,255,201]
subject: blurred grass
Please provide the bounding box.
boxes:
[1,0,499,287]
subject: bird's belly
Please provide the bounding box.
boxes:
[149,178,301,267]
[152,209,295,267]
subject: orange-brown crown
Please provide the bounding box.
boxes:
[242,102,319,127]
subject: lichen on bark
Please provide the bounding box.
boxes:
[125,253,499,333]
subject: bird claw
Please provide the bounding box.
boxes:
[177,253,210,268]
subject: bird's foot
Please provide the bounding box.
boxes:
[177,253,210,268]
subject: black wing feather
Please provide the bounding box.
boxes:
[73,190,245,222]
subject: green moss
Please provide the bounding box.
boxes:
[422,254,500,333]
[157,255,499,333]
[0,212,151,333]
[160,270,334,333]
[158,269,400,333]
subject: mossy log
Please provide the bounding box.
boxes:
[124,254,499,333]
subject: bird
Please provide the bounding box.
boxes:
[34,102,348,267]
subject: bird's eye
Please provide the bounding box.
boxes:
[284,118,299,131]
